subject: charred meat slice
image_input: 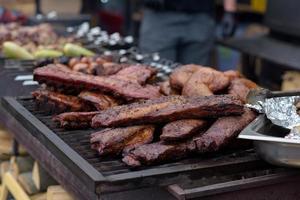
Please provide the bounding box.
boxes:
[78,91,119,110]
[53,111,100,129]
[91,95,244,128]
[33,65,161,101]
[194,109,257,153]
[32,89,92,113]
[228,78,257,103]
[160,119,207,142]
[111,65,157,85]
[90,125,155,156]
[169,64,200,90]
[122,140,196,167]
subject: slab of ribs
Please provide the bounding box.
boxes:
[91,95,244,127]
[33,65,161,101]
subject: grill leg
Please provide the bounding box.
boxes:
[12,139,19,156]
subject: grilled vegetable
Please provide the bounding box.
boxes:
[34,49,63,58]
[63,43,95,57]
[2,41,34,60]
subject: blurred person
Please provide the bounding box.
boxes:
[139,0,237,65]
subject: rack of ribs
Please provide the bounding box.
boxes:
[32,89,93,113]
[194,109,257,153]
[33,65,161,101]
[91,95,244,128]
[78,91,119,110]
[53,111,100,129]
[122,140,196,167]
[90,125,155,156]
[160,119,207,142]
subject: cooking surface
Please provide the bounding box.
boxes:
[1,96,273,194]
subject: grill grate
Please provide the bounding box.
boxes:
[2,96,289,195]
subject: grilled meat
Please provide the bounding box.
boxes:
[122,140,196,167]
[79,91,119,110]
[32,89,92,113]
[95,62,129,76]
[33,65,161,101]
[194,109,257,153]
[160,119,207,142]
[224,70,241,81]
[91,125,155,156]
[187,67,230,93]
[169,64,200,90]
[53,111,100,129]
[111,65,157,85]
[182,81,213,97]
[228,78,257,103]
[159,80,180,96]
[91,95,244,128]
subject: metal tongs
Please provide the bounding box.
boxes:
[246,88,300,129]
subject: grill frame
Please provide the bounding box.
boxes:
[1,96,275,195]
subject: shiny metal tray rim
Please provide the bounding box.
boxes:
[238,114,300,144]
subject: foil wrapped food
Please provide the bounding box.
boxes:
[247,96,300,130]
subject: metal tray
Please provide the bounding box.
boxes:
[239,114,300,168]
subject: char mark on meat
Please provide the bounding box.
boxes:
[91,95,244,128]
[91,125,155,156]
[78,91,119,110]
[32,88,93,114]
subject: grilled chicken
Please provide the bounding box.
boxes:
[228,78,257,103]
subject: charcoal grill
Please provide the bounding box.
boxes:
[1,97,300,200]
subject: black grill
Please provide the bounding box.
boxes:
[1,96,289,196]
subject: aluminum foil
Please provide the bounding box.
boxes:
[247,96,300,129]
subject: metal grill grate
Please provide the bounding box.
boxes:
[2,96,288,195]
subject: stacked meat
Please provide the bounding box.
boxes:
[0,23,74,53]
[32,62,258,167]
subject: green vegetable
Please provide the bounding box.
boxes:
[2,41,34,60]
[63,43,95,57]
[34,49,63,58]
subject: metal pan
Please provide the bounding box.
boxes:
[239,114,300,168]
